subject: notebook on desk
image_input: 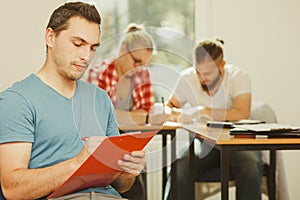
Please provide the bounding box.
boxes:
[230,129,300,138]
[206,119,265,129]
[230,123,300,138]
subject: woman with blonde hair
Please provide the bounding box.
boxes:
[87,23,165,200]
[87,23,165,126]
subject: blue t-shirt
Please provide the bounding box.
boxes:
[0,74,121,198]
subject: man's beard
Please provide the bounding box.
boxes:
[201,72,222,93]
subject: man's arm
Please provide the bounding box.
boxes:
[199,93,251,121]
[0,143,80,199]
[0,137,104,199]
[166,95,185,122]
[166,95,181,109]
[167,93,251,122]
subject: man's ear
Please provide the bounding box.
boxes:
[220,60,226,69]
[45,28,55,49]
[219,60,226,70]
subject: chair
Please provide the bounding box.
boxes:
[195,162,272,199]
[194,101,277,199]
[121,174,147,200]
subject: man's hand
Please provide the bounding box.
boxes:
[76,136,106,164]
[167,106,209,124]
[167,107,182,122]
[112,150,146,193]
[117,150,146,176]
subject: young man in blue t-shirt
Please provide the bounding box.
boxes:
[0,2,145,199]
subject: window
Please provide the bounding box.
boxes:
[89,0,195,100]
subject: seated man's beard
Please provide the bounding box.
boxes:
[201,73,222,93]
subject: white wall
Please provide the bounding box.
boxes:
[196,0,300,126]
[0,0,64,91]
[195,0,300,199]
[1,0,300,199]
[1,2,299,128]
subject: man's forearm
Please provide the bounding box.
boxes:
[1,157,79,199]
[201,108,250,121]
[112,173,136,194]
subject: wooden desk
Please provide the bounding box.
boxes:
[119,122,181,200]
[183,124,300,200]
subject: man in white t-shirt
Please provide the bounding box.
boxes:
[165,38,262,200]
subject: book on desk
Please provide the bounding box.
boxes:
[204,120,300,138]
[206,119,265,129]
[230,123,300,138]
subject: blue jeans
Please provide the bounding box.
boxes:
[165,139,262,200]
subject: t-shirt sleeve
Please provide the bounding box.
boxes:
[230,68,251,97]
[172,73,192,107]
[106,97,120,137]
[0,91,34,144]
[95,88,119,137]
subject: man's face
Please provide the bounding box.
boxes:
[48,17,100,81]
[196,59,223,92]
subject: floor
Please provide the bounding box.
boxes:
[204,187,268,200]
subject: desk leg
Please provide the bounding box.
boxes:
[189,136,195,200]
[171,132,177,200]
[141,172,148,200]
[220,148,229,200]
[269,150,276,200]
[162,134,167,200]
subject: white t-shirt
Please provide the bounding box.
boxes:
[172,64,251,109]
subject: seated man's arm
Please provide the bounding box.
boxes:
[0,142,82,199]
[0,137,105,199]
[200,93,251,121]
[167,95,181,109]
[167,93,251,122]
[166,95,185,122]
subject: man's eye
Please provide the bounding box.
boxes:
[73,42,81,47]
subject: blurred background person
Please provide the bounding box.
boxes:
[165,38,262,200]
[87,23,165,126]
[86,23,166,200]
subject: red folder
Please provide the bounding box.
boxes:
[47,130,158,199]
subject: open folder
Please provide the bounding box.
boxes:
[47,130,158,199]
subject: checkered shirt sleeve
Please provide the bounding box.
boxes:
[86,59,155,112]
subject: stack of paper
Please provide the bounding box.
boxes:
[233,123,300,132]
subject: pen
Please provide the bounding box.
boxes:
[161,97,165,114]
[81,137,89,141]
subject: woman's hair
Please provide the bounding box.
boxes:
[122,23,154,52]
[46,2,101,36]
[195,37,224,64]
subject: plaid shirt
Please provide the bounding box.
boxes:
[87,58,155,112]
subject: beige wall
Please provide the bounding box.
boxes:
[195,0,300,199]
[2,2,299,123]
[196,0,300,126]
[0,0,64,92]
[1,0,300,198]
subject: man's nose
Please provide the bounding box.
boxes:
[80,47,94,62]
